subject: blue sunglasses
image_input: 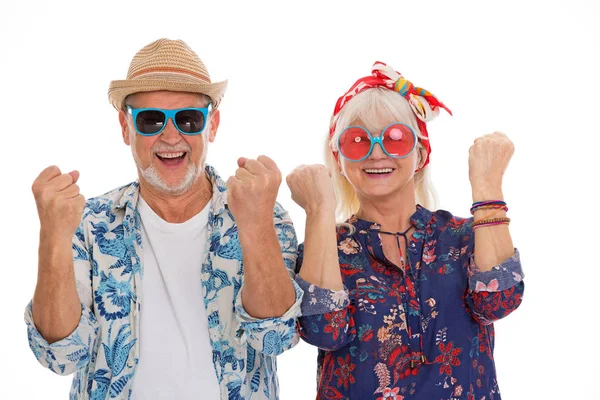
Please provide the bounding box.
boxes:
[337,122,418,162]
[127,104,212,136]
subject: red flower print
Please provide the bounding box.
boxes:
[389,281,406,298]
[434,341,462,376]
[334,355,356,389]
[340,262,362,277]
[324,310,347,341]
[477,326,494,359]
[389,346,417,381]
[423,240,437,265]
[405,278,416,295]
[360,328,374,342]
[502,293,522,311]
[377,387,404,400]
[321,386,344,399]
[449,217,467,230]
[467,384,475,400]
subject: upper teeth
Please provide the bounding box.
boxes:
[158,152,184,158]
[364,168,393,174]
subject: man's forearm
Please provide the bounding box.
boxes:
[32,233,81,344]
[239,221,296,319]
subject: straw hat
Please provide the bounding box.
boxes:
[108,39,228,110]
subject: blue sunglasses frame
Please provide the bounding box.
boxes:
[126,104,212,136]
[337,122,418,162]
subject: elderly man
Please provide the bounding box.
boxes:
[25,39,301,399]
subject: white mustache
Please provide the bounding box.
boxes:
[152,142,191,154]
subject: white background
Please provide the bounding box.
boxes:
[1,1,599,399]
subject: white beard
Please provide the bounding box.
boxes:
[137,160,202,195]
[127,122,208,195]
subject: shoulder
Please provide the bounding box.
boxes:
[427,208,474,245]
[82,182,138,226]
[433,209,473,228]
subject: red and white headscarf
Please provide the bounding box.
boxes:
[330,61,452,169]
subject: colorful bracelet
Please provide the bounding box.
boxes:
[472,217,511,229]
[473,204,509,213]
[472,200,506,206]
[471,200,508,215]
[473,216,510,225]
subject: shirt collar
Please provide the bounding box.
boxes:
[348,204,434,232]
[205,164,228,215]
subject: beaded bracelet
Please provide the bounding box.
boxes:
[473,217,511,229]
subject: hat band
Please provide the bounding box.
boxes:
[130,67,210,82]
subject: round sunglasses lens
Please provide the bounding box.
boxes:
[382,124,415,157]
[339,127,372,160]
[175,110,205,134]
[136,110,165,134]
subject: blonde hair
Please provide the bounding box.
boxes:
[325,88,438,221]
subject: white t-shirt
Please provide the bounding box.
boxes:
[131,198,220,400]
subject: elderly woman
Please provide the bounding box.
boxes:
[286,62,524,399]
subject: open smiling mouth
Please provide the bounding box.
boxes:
[363,168,395,175]
[155,152,187,166]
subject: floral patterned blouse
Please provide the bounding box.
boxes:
[295,205,524,400]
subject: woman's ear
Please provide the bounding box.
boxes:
[334,153,344,176]
[416,146,428,171]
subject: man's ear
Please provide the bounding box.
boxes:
[119,110,131,146]
[208,109,220,143]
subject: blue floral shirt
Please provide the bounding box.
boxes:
[295,206,524,400]
[24,165,303,400]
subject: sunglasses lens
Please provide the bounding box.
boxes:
[339,127,372,160]
[136,110,166,135]
[382,124,415,157]
[175,110,206,134]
